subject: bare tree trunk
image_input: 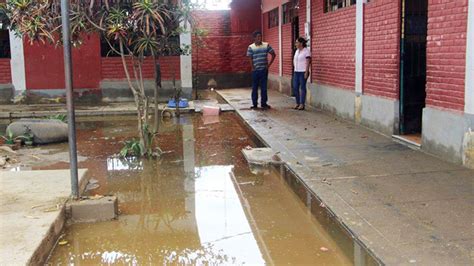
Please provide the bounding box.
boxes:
[119,40,147,155]
[153,55,161,133]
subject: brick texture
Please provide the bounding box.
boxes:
[192,10,257,74]
[101,56,180,80]
[282,23,293,76]
[312,3,356,90]
[426,0,467,111]
[364,0,401,99]
[0,59,11,84]
[263,11,280,75]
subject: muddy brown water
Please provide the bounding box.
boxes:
[4,113,365,264]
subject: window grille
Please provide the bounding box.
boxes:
[268,8,279,28]
[324,0,356,12]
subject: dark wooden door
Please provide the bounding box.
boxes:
[400,0,428,134]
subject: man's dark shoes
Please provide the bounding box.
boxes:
[250,105,258,110]
[261,104,271,110]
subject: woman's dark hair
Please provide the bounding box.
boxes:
[296,37,307,47]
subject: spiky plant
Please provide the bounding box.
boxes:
[2,0,197,157]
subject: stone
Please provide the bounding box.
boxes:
[6,119,68,144]
[242,148,283,165]
[68,196,118,223]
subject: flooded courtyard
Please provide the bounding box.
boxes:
[3,113,368,265]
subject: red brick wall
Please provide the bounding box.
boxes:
[282,23,293,76]
[24,34,101,90]
[363,0,401,99]
[426,0,467,111]
[230,0,262,35]
[312,3,356,90]
[192,10,257,74]
[263,11,280,75]
[101,56,180,80]
[0,59,11,84]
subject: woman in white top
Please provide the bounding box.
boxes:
[292,37,311,110]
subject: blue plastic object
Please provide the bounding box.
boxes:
[167,98,189,108]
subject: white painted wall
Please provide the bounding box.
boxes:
[8,30,26,92]
[355,0,366,94]
[180,22,193,89]
[278,6,283,77]
[465,0,474,114]
[306,0,311,83]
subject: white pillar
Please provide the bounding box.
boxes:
[465,0,474,114]
[9,30,26,93]
[305,0,311,42]
[278,6,283,77]
[355,0,366,94]
[306,0,311,83]
[180,22,192,90]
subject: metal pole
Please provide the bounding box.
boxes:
[61,0,79,199]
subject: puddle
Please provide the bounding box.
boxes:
[3,113,376,264]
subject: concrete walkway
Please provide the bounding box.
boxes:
[0,169,87,265]
[218,89,473,265]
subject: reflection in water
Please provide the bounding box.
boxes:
[194,166,265,265]
[46,113,354,265]
[107,157,144,171]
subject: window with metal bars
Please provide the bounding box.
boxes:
[324,0,356,12]
[282,1,298,24]
[268,8,279,28]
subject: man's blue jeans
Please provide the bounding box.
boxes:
[293,72,307,105]
[251,69,268,107]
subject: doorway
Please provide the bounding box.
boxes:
[399,0,428,138]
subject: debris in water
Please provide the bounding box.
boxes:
[85,183,100,191]
[28,155,41,160]
[24,215,40,219]
[0,146,16,154]
[320,247,329,252]
[244,145,252,150]
[89,194,104,200]
[58,240,68,246]
[350,189,358,195]
[322,138,332,141]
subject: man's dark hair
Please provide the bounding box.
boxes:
[253,31,262,37]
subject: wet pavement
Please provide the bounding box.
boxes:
[0,169,87,265]
[218,89,474,265]
[2,113,360,264]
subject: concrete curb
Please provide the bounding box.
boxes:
[27,206,67,265]
[216,90,385,265]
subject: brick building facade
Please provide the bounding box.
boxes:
[0,0,260,102]
[261,0,473,168]
[0,0,472,167]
